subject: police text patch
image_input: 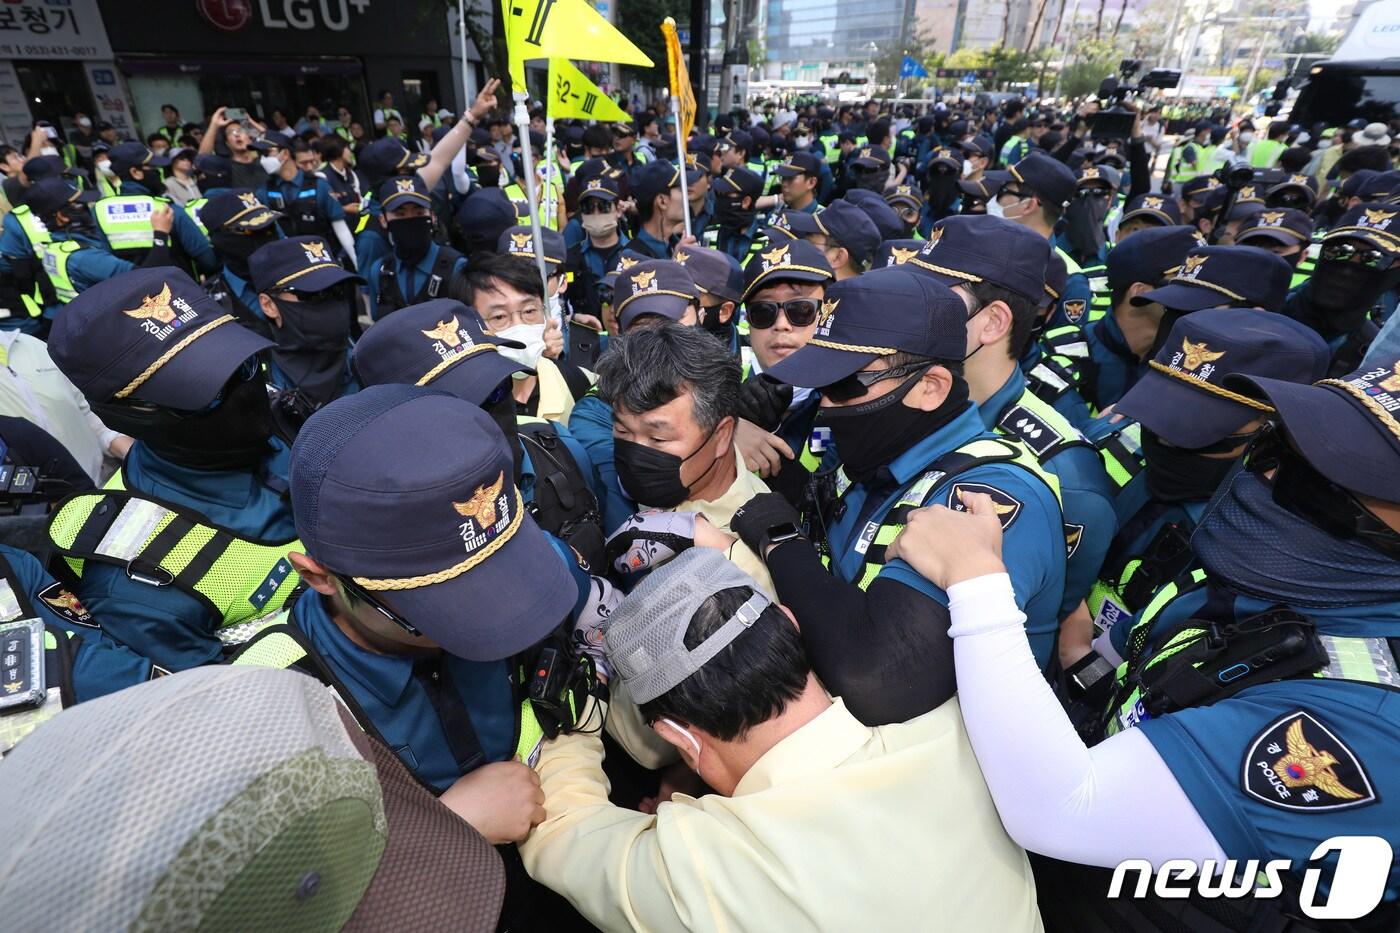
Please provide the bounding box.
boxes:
[1241,710,1376,813]
[947,483,1022,529]
[37,582,96,628]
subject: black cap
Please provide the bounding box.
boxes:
[23,178,96,218]
[49,268,272,409]
[1136,245,1293,313]
[927,146,962,172]
[633,159,700,208]
[578,173,620,202]
[1358,170,1400,202]
[454,188,518,247]
[1226,356,1400,501]
[774,151,823,178]
[884,184,923,211]
[352,299,527,402]
[1007,151,1075,209]
[1179,175,1222,201]
[194,153,233,189]
[724,129,753,153]
[675,244,744,303]
[843,189,904,241]
[873,239,926,269]
[1233,181,1266,206]
[1076,163,1121,189]
[1338,170,1378,201]
[378,175,433,213]
[1325,203,1400,255]
[905,215,1049,303]
[499,226,566,268]
[958,136,993,158]
[1266,172,1320,205]
[1235,208,1315,248]
[1116,308,1330,448]
[198,189,282,233]
[740,240,834,302]
[614,260,701,329]
[808,200,880,268]
[1106,225,1205,293]
[850,145,891,170]
[248,236,364,294]
[766,268,969,388]
[358,138,428,183]
[20,155,70,184]
[714,166,763,201]
[1120,193,1183,227]
[108,142,170,175]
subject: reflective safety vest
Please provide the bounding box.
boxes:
[1248,138,1286,169]
[184,198,209,236]
[503,178,563,231]
[1093,419,1144,491]
[234,620,580,769]
[1041,323,1093,380]
[39,240,82,304]
[1169,141,1203,184]
[94,195,165,253]
[1079,260,1110,324]
[994,389,1093,558]
[47,477,303,645]
[839,437,1063,590]
[7,204,50,318]
[820,133,840,164]
[0,625,78,755]
[95,172,120,199]
[1024,355,1085,405]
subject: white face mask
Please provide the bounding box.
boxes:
[259,154,283,174]
[1295,132,1310,146]
[77,117,91,129]
[39,146,57,157]
[794,135,809,149]
[95,159,112,176]
[495,322,547,374]
[1239,132,1255,145]
[1318,139,1333,150]
[986,196,1007,218]
[547,293,565,329]
[962,159,975,178]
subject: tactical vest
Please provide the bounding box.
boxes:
[1092,419,1144,490]
[47,476,302,646]
[838,437,1063,590]
[184,198,209,236]
[0,555,78,754]
[39,240,82,304]
[502,180,561,231]
[94,195,164,253]
[1024,355,1084,405]
[6,205,51,317]
[1041,323,1093,388]
[266,177,328,238]
[376,245,463,318]
[1080,260,1110,324]
[516,418,605,571]
[1248,138,1286,169]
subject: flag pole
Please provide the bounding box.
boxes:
[512,88,552,300]
[673,94,692,239]
[543,117,556,229]
[458,0,472,110]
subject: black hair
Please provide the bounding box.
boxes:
[1268,122,1290,140]
[319,135,347,161]
[1004,100,1025,119]
[596,322,740,431]
[290,138,313,156]
[1279,147,1310,173]
[582,124,613,152]
[637,585,810,742]
[1339,146,1391,175]
[868,119,891,145]
[161,103,179,115]
[457,251,546,304]
[965,279,1038,359]
[145,133,164,147]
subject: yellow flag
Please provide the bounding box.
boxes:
[661,17,696,142]
[503,0,652,88]
[547,59,631,122]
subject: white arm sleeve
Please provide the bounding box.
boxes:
[947,573,1228,870]
[450,144,472,196]
[330,220,357,271]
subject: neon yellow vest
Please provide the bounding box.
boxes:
[7,205,49,318]
[39,239,82,304]
[184,198,209,236]
[94,195,163,252]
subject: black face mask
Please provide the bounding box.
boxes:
[699,303,733,343]
[1306,259,1395,336]
[62,205,96,235]
[268,294,352,409]
[1141,428,1239,502]
[613,423,725,508]
[924,173,961,218]
[715,197,755,232]
[819,369,970,486]
[92,368,275,472]
[1065,195,1109,261]
[211,229,277,277]
[387,215,433,263]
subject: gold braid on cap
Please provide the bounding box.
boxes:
[353,488,525,590]
[1147,361,1276,412]
[1317,380,1400,442]
[115,316,235,400]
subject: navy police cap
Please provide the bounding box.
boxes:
[905,215,1049,303]
[1135,244,1291,313]
[248,235,364,295]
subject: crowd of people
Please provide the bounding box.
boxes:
[0,77,1398,932]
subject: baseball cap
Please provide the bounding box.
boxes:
[249,235,365,294]
[850,145,891,170]
[958,173,1003,202]
[1120,193,1183,227]
[843,189,904,242]
[1106,225,1203,293]
[291,385,577,661]
[605,548,774,703]
[378,175,433,212]
[1115,308,1330,448]
[1226,356,1400,502]
[614,260,701,329]
[108,141,171,175]
[1266,172,1321,205]
[1233,181,1266,206]
[358,138,428,183]
[1338,170,1379,201]
[927,147,962,172]
[454,188,519,248]
[873,238,925,269]
[1180,175,1222,202]
[352,298,526,401]
[1135,245,1292,313]
[1235,208,1314,248]
[498,225,566,268]
[49,268,273,409]
[634,159,702,208]
[1007,151,1076,209]
[1044,249,1067,305]
[765,267,969,389]
[22,178,96,218]
[725,129,753,153]
[905,215,1049,303]
[20,155,70,183]
[194,153,233,189]
[1076,164,1121,190]
[958,136,993,159]
[1324,203,1400,255]
[675,244,744,303]
[578,173,621,203]
[0,665,506,932]
[774,151,823,178]
[198,188,282,233]
[885,184,923,211]
[808,200,880,268]
[714,166,763,202]
[740,239,834,302]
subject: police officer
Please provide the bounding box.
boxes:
[567,173,629,330]
[1078,309,1330,672]
[256,136,356,265]
[101,142,217,277]
[843,188,905,243]
[351,136,430,274]
[766,150,824,217]
[1174,175,1220,228]
[708,167,765,263]
[842,144,891,199]
[1235,207,1315,289]
[198,189,284,332]
[885,183,927,238]
[721,268,1067,723]
[351,300,606,569]
[1113,192,1182,245]
[774,200,879,281]
[628,160,693,259]
[366,175,466,321]
[674,243,743,357]
[248,236,362,430]
[0,543,161,754]
[44,268,299,671]
[906,217,1117,623]
[1057,164,1119,275]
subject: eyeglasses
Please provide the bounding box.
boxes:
[278,282,354,304]
[1077,188,1112,199]
[1320,241,1391,269]
[338,574,422,635]
[746,297,820,329]
[1244,425,1400,559]
[821,359,933,403]
[998,187,1031,203]
[580,199,613,215]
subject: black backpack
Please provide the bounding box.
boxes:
[516,421,605,571]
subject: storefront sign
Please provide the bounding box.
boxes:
[0,0,113,60]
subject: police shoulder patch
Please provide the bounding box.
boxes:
[1063,298,1087,323]
[947,482,1022,529]
[1064,522,1085,559]
[37,582,96,628]
[1241,710,1376,812]
[998,403,1064,457]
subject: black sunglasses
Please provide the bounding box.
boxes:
[822,359,933,403]
[747,297,819,329]
[338,574,421,636]
[1320,241,1391,270]
[1244,425,1400,559]
[580,199,614,214]
[279,282,354,303]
